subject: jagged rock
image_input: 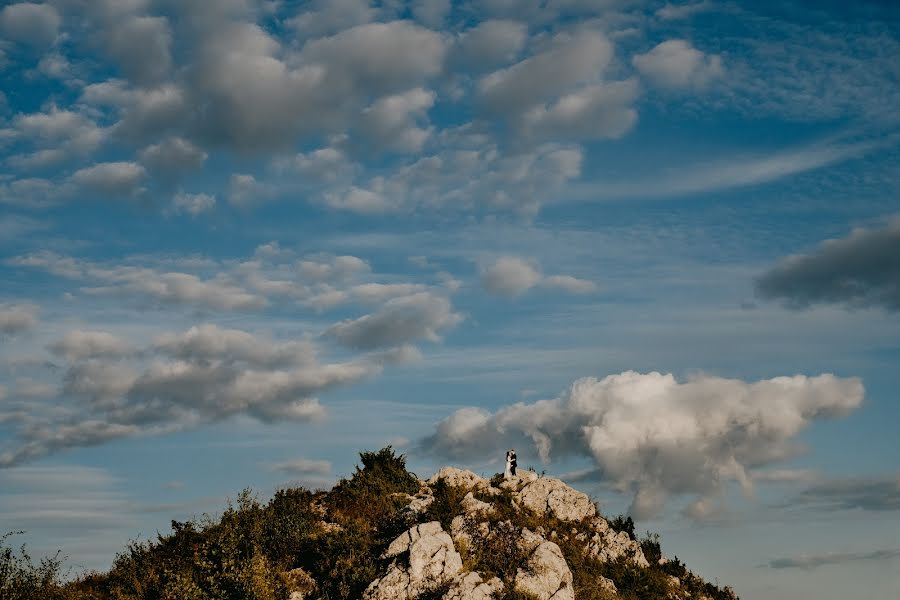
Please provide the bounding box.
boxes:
[514,529,575,600]
[499,470,539,492]
[442,572,504,600]
[515,477,597,522]
[365,522,463,600]
[598,576,618,597]
[404,492,435,514]
[584,517,648,567]
[429,467,487,490]
[461,492,494,516]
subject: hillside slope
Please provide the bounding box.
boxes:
[1,448,738,600]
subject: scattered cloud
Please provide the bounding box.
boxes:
[633,40,724,90]
[421,370,864,518]
[576,138,882,201]
[48,330,130,361]
[791,474,900,511]
[756,215,900,312]
[325,292,463,350]
[766,548,900,570]
[139,137,208,179]
[480,256,595,297]
[0,302,39,336]
[655,2,715,21]
[270,457,332,475]
[169,191,216,216]
[70,162,147,197]
[0,2,60,48]
[0,323,380,467]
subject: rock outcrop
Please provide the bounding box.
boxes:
[514,528,574,600]
[364,522,463,600]
[515,476,597,522]
[581,517,649,567]
[358,467,733,600]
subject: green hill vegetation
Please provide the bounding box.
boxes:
[1,447,737,600]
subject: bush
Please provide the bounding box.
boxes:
[423,478,468,531]
[607,515,635,541]
[0,532,75,600]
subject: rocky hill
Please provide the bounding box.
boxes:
[1,448,738,600]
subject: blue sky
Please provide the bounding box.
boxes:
[1,0,899,597]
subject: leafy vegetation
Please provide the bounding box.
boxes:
[1,447,737,600]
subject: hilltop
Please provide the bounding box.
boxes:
[1,448,738,600]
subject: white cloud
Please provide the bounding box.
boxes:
[139,137,208,178]
[0,302,39,336]
[453,20,528,71]
[10,251,268,311]
[285,0,377,38]
[325,292,463,350]
[655,1,714,21]
[542,274,596,294]
[0,178,59,209]
[103,15,173,85]
[632,39,724,90]
[521,80,638,141]
[412,0,451,28]
[270,457,332,475]
[170,191,215,216]
[49,330,130,361]
[7,108,106,169]
[228,173,271,207]
[576,137,882,201]
[1,323,381,467]
[322,186,396,214]
[480,256,595,297]
[421,370,864,518]
[299,21,447,95]
[481,256,541,296]
[357,88,436,154]
[0,2,60,48]
[479,29,613,114]
[70,161,147,196]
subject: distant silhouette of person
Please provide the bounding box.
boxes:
[505,448,517,478]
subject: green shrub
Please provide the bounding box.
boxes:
[423,478,468,531]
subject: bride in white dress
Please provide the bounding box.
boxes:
[504,448,517,478]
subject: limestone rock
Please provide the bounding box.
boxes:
[514,529,574,600]
[429,467,486,491]
[365,522,463,600]
[597,576,618,597]
[584,517,648,568]
[442,572,504,600]
[461,492,494,516]
[499,470,539,492]
[516,477,597,522]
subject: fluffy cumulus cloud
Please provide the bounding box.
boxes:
[480,256,595,297]
[756,216,900,312]
[48,330,130,361]
[0,1,654,216]
[0,302,39,336]
[421,370,864,518]
[0,2,60,48]
[633,39,724,90]
[70,162,147,197]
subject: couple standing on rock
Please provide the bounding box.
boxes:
[504,448,517,478]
